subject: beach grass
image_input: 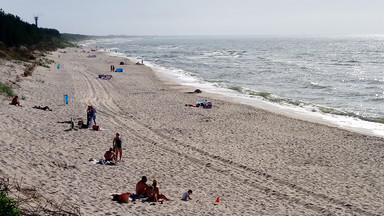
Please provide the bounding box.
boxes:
[0,81,14,97]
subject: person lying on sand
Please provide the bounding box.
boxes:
[185,104,202,108]
[33,105,52,111]
[10,96,22,106]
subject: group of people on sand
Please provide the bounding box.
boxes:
[103,132,123,162]
[114,176,192,203]
[10,96,52,111]
[110,65,116,72]
[135,60,144,65]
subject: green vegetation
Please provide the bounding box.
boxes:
[0,9,86,95]
[36,57,55,68]
[0,9,75,61]
[0,192,21,216]
[0,81,14,97]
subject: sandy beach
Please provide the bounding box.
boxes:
[0,48,383,215]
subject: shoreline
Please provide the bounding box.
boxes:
[0,47,383,215]
[102,49,384,139]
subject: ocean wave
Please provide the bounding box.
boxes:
[201,50,246,58]
[304,82,328,89]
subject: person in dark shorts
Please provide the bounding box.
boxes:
[113,132,122,161]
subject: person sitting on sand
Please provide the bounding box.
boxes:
[181,190,192,201]
[104,147,115,161]
[136,176,150,198]
[33,105,52,111]
[10,96,22,106]
[113,132,122,161]
[146,180,170,202]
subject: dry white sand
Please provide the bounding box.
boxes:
[0,48,383,215]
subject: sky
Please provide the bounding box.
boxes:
[2,0,384,36]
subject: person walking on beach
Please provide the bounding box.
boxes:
[113,132,122,161]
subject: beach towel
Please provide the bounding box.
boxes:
[98,74,113,80]
[91,159,116,165]
[115,68,123,72]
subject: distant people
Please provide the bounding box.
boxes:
[10,96,22,106]
[136,176,150,198]
[141,60,144,65]
[87,106,97,128]
[135,61,142,65]
[181,190,192,201]
[110,65,113,72]
[104,147,115,161]
[33,105,52,111]
[146,180,170,202]
[113,132,122,161]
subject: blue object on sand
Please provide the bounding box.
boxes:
[64,94,69,104]
[57,64,60,69]
[115,68,123,72]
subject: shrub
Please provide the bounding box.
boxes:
[36,57,54,68]
[0,81,14,97]
[0,192,21,216]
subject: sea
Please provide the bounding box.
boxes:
[83,35,384,137]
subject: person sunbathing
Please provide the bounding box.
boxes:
[146,180,170,202]
[10,96,22,106]
[33,105,52,111]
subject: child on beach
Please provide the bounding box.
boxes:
[113,133,122,161]
[181,190,192,201]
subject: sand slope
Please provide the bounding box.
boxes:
[0,48,383,215]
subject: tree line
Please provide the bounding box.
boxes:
[0,9,72,51]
